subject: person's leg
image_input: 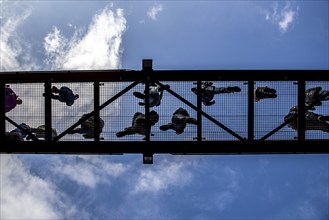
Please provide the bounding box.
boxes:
[186,117,198,125]
[226,86,241,93]
[116,127,136,137]
[213,86,241,94]
[50,94,61,100]
[160,123,174,131]
[68,128,84,134]
[318,90,329,101]
[116,130,126,137]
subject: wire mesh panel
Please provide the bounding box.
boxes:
[101,82,145,141]
[254,81,297,140]
[201,81,247,141]
[153,81,198,141]
[52,82,93,141]
[5,83,45,140]
[305,81,329,140]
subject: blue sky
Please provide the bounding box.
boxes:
[1,1,328,219]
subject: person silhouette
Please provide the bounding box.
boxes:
[116,111,159,138]
[133,83,170,107]
[191,81,241,106]
[284,106,329,133]
[305,86,329,108]
[254,86,277,102]
[68,114,104,139]
[5,85,22,113]
[160,108,197,134]
[47,86,79,106]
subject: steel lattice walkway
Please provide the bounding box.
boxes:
[1,60,329,163]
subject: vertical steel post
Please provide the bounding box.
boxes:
[0,83,5,141]
[297,80,305,141]
[45,81,52,141]
[248,81,254,141]
[197,80,202,142]
[94,81,100,142]
[142,59,153,164]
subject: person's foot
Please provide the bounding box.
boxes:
[51,86,58,92]
[160,125,170,131]
[318,116,325,122]
[67,130,75,134]
[318,116,329,122]
[116,131,126,138]
[162,84,170,90]
[227,86,241,93]
[203,100,215,106]
[133,92,145,99]
[191,87,198,94]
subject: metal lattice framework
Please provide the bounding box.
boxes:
[1,60,329,163]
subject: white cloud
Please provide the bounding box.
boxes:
[279,9,296,33]
[132,158,193,194]
[0,6,32,71]
[44,6,126,70]
[0,155,62,219]
[147,4,163,21]
[52,155,128,188]
[263,1,299,33]
[44,26,67,54]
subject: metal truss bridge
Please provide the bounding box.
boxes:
[1,60,329,163]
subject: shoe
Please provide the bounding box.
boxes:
[191,87,198,94]
[116,131,126,138]
[133,92,145,99]
[160,125,170,131]
[163,85,170,89]
[318,116,329,122]
[318,116,325,122]
[203,100,215,106]
[51,86,58,92]
[227,86,241,93]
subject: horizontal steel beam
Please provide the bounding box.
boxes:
[0,70,328,83]
[1,140,328,155]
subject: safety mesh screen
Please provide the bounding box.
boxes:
[52,83,93,141]
[153,81,197,141]
[254,81,297,140]
[100,82,144,141]
[5,83,44,133]
[4,80,329,143]
[202,81,247,141]
[305,81,329,140]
